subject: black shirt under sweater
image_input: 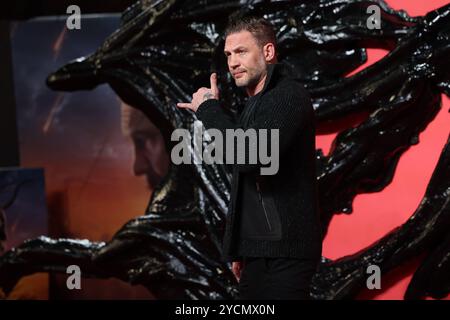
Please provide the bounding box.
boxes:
[236,93,274,254]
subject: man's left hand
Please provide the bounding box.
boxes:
[177,73,219,112]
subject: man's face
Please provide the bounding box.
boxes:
[224,31,270,90]
[121,104,170,190]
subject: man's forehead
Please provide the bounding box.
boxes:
[224,31,257,51]
[121,103,159,136]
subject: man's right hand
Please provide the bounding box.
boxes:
[176,73,219,112]
[232,261,243,282]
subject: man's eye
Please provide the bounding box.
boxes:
[133,137,146,149]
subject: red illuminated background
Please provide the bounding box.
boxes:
[318,0,450,300]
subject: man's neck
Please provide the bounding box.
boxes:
[246,71,268,97]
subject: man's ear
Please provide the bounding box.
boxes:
[263,43,276,63]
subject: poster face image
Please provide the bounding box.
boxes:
[11,17,169,299]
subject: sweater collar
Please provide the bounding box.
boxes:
[239,63,284,124]
[238,62,294,116]
[257,62,293,96]
[260,63,276,95]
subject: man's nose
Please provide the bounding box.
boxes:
[133,150,149,176]
[228,54,240,69]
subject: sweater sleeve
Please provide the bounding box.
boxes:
[196,99,238,132]
[196,83,311,175]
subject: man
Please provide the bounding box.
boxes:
[121,102,170,191]
[177,15,322,299]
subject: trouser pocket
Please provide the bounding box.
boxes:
[239,175,282,240]
[255,177,282,239]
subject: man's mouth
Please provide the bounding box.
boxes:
[233,71,246,78]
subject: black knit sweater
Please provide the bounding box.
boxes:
[196,62,322,262]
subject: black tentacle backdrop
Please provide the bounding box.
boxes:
[1,0,449,300]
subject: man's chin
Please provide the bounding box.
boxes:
[234,79,248,87]
[146,179,154,191]
[146,175,162,191]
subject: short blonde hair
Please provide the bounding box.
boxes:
[224,14,277,50]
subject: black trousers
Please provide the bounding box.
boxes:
[238,257,319,300]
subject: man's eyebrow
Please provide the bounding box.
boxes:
[224,46,246,53]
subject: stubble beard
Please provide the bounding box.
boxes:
[234,69,261,89]
[234,57,267,89]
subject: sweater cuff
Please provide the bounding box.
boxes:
[196,98,220,121]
